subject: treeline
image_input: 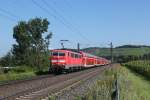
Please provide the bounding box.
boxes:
[116,45,150,48]
[0,18,52,72]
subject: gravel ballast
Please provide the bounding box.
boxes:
[48,67,110,100]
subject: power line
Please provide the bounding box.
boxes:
[0,12,17,22]
[42,0,92,42]
[32,0,90,43]
[32,0,107,47]
[32,0,82,40]
[43,0,89,41]
[0,8,19,21]
[32,0,79,48]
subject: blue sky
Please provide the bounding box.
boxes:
[0,0,150,57]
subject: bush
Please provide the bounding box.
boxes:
[8,65,34,74]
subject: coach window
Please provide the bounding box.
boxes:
[77,55,79,58]
[77,54,79,58]
[75,54,78,58]
[79,55,81,58]
[75,54,77,58]
[71,53,74,58]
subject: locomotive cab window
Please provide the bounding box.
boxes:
[52,52,59,56]
[52,52,65,56]
[59,52,65,56]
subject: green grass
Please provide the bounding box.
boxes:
[0,65,50,83]
[83,66,119,100]
[0,72,36,84]
[121,66,150,100]
[82,65,150,100]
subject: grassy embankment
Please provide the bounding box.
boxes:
[0,66,49,84]
[75,64,150,100]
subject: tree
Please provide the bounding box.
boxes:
[45,32,52,50]
[13,18,52,71]
[0,51,14,67]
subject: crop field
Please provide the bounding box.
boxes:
[123,60,150,78]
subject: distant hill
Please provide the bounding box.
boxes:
[116,45,150,48]
[82,45,150,57]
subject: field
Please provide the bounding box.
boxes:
[79,64,150,100]
[123,60,150,78]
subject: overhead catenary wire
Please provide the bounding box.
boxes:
[32,0,91,43]
[0,7,19,21]
[31,0,76,38]
[42,0,92,43]
[31,0,78,40]
[32,0,107,48]
[0,12,17,22]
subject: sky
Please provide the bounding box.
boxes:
[0,0,150,57]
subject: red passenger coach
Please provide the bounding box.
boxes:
[80,52,97,67]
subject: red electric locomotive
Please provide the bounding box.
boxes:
[50,49,83,73]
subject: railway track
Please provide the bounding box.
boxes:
[0,65,112,100]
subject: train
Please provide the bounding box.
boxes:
[50,49,110,73]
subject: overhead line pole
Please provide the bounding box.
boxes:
[60,40,69,49]
[110,42,113,63]
[77,43,80,52]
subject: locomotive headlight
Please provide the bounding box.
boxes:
[58,60,65,62]
[51,60,57,62]
[51,60,65,62]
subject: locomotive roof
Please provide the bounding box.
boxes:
[51,49,109,60]
[52,48,81,53]
[82,52,100,58]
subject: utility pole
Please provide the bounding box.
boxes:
[61,43,64,49]
[60,40,69,49]
[110,42,113,63]
[77,43,80,52]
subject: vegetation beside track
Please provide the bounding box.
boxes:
[76,64,150,100]
[123,60,150,78]
[0,72,35,84]
[0,65,49,83]
[0,18,52,74]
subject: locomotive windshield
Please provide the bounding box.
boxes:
[52,52,65,56]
